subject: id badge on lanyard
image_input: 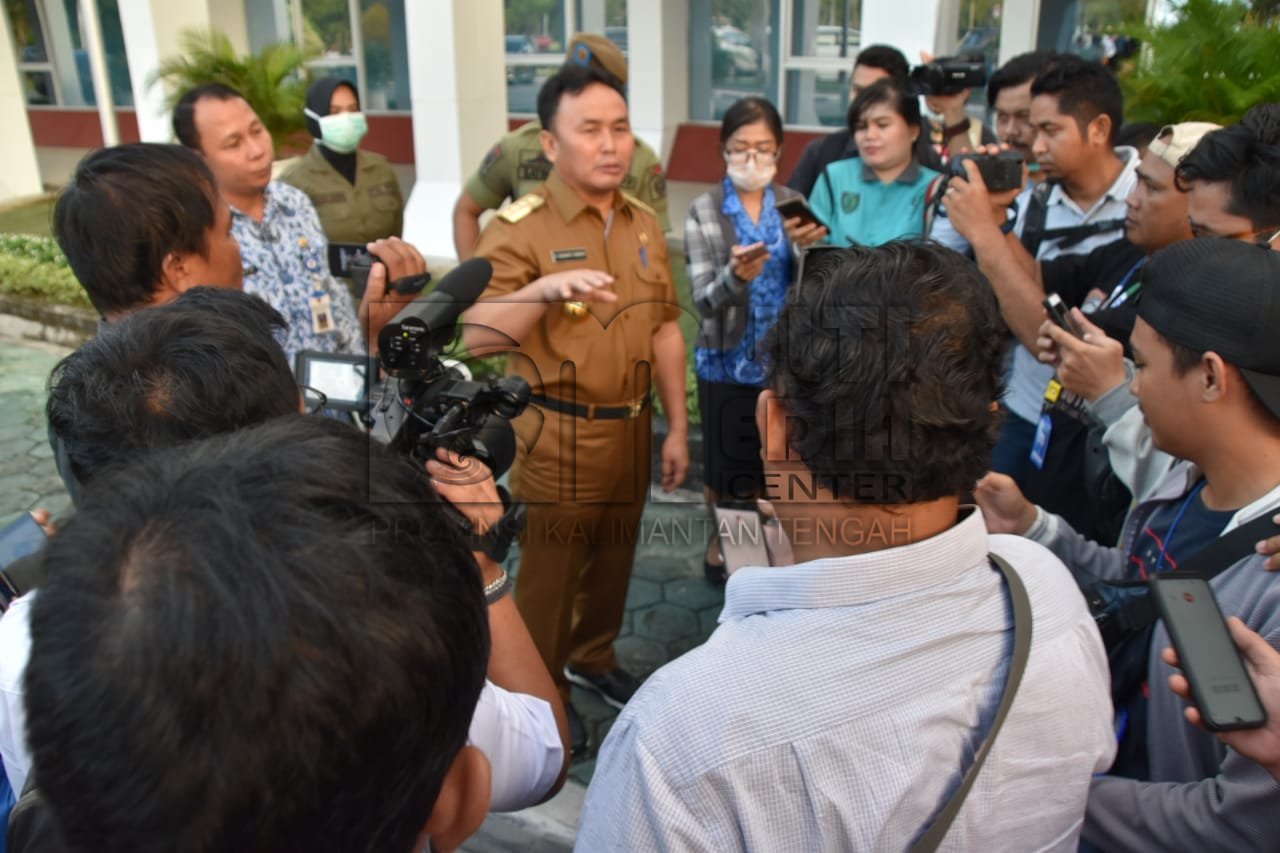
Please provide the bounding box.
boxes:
[300,238,336,335]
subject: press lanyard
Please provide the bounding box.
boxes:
[1153,480,1208,575]
[1098,258,1147,312]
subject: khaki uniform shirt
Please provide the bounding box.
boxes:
[465,122,670,233]
[280,145,404,244]
[473,171,680,407]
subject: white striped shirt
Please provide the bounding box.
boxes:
[577,509,1115,852]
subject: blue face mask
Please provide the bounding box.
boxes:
[306,108,368,154]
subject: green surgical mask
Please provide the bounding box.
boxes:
[306,108,368,154]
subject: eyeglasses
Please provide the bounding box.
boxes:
[724,148,779,166]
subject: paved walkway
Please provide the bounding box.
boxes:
[0,334,723,850]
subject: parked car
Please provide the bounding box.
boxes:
[505,34,535,85]
[814,25,860,59]
[604,26,628,55]
[713,25,761,79]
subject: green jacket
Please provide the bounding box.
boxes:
[280,145,404,244]
[463,121,670,232]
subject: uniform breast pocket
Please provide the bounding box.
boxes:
[370,184,401,211]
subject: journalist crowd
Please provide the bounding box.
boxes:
[3,27,1280,853]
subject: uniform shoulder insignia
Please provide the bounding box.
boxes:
[621,192,655,218]
[497,193,546,224]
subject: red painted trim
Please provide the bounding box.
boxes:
[666,122,830,185]
[364,114,414,164]
[28,109,140,147]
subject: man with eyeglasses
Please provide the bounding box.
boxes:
[172,84,427,368]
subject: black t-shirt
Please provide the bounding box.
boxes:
[1130,483,1236,577]
[1022,238,1147,543]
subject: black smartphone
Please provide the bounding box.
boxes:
[775,197,824,230]
[1151,575,1268,731]
[1043,293,1080,337]
[328,242,372,278]
[0,513,47,570]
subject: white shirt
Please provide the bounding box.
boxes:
[576,509,1115,852]
[1005,148,1139,424]
[0,592,562,811]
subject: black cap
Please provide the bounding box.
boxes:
[1139,239,1280,419]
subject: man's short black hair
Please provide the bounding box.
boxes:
[51,143,219,317]
[536,63,626,131]
[986,51,1057,105]
[766,241,1007,503]
[46,288,296,498]
[172,82,246,150]
[854,44,909,82]
[1030,59,1124,145]
[1176,103,1280,229]
[25,415,489,853]
[848,78,921,136]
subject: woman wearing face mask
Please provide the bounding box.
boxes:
[810,79,942,247]
[685,97,824,585]
[280,78,404,245]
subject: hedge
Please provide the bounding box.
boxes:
[0,234,90,309]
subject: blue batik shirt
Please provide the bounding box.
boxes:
[694,179,793,387]
[231,181,363,368]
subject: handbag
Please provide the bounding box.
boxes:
[909,554,1031,853]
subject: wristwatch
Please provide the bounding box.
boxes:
[483,570,513,605]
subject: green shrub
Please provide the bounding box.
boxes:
[0,234,89,308]
[1120,0,1280,125]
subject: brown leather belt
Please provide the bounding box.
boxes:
[530,393,650,420]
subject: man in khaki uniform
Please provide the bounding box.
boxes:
[453,32,670,260]
[463,64,689,755]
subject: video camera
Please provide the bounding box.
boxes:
[949,150,1025,193]
[296,258,531,477]
[909,55,986,96]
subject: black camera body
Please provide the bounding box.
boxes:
[949,151,1025,193]
[910,56,986,96]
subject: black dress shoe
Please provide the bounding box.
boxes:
[567,702,589,757]
[565,665,641,710]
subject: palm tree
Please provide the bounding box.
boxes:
[151,29,317,151]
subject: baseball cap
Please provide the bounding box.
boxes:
[1148,121,1221,170]
[1139,238,1280,419]
[564,33,628,87]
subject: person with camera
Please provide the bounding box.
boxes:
[808,79,941,246]
[912,52,998,164]
[577,241,1114,851]
[20,416,496,852]
[944,59,1137,487]
[462,64,688,757]
[977,239,1280,851]
[173,83,425,367]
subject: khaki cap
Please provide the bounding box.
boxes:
[1148,121,1222,170]
[564,32,628,86]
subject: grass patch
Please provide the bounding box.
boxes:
[0,197,55,238]
[0,234,90,309]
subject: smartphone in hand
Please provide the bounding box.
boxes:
[775,197,824,230]
[1043,293,1081,337]
[735,242,768,264]
[1152,575,1267,731]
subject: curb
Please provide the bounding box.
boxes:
[0,297,95,348]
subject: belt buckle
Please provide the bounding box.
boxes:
[627,397,645,418]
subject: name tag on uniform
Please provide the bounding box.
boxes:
[309,289,336,335]
[551,248,588,263]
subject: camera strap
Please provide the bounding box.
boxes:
[1020,182,1125,255]
[909,553,1031,853]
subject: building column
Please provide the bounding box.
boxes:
[627,0,688,163]
[861,0,942,69]
[401,0,506,259]
[116,0,251,143]
[998,0,1043,65]
[0,11,43,200]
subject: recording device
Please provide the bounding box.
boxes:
[328,241,371,278]
[329,242,432,298]
[1151,575,1267,731]
[950,150,1025,193]
[775,197,824,230]
[369,258,531,476]
[295,351,377,412]
[0,513,45,571]
[909,55,986,96]
[1043,293,1080,337]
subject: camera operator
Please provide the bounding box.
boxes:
[911,52,997,163]
[23,416,494,852]
[0,291,567,833]
[943,58,1137,487]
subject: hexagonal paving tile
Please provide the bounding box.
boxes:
[623,577,661,610]
[612,635,666,679]
[631,555,699,583]
[662,576,725,612]
[633,602,698,643]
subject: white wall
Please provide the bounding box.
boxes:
[0,11,44,199]
[628,0,690,163]
[860,0,942,68]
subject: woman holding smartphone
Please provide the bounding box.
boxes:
[685,97,824,584]
[810,78,941,246]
